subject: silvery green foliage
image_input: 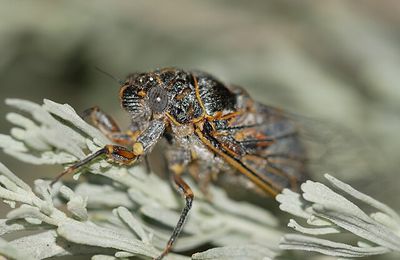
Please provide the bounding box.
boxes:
[2,98,400,260]
[277,174,400,258]
[0,99,280,259]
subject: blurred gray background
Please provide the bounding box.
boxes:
[0,0,400,215]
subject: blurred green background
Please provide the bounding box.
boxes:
[0,0,400,218]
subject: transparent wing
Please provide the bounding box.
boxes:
[209,102,308,194]
[288,113,378,183]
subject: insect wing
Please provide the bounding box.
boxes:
[289,113,377,183]
[204,102,308,196]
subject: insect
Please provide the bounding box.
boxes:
[52,68,308,259]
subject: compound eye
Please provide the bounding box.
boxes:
[148,86,169,113]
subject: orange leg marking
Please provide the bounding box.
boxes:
[155,170,194,260]
[51,145,137,186]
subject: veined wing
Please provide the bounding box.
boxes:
[195,101,308,196]
[288,112,377,184]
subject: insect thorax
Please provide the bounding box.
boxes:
[121,68,238,125]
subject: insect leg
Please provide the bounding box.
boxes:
[82,106,134,145]
[52,120,165,186]
[188,161,214,200]
[51,145,137,186]
[82,106,121,133]
[156,171,194,260]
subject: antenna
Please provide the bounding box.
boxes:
[95,67,124,85]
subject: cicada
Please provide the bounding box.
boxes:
[53,68,308,259]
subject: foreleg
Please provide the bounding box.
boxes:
[51,145,137,185]
[82,106,135,145]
